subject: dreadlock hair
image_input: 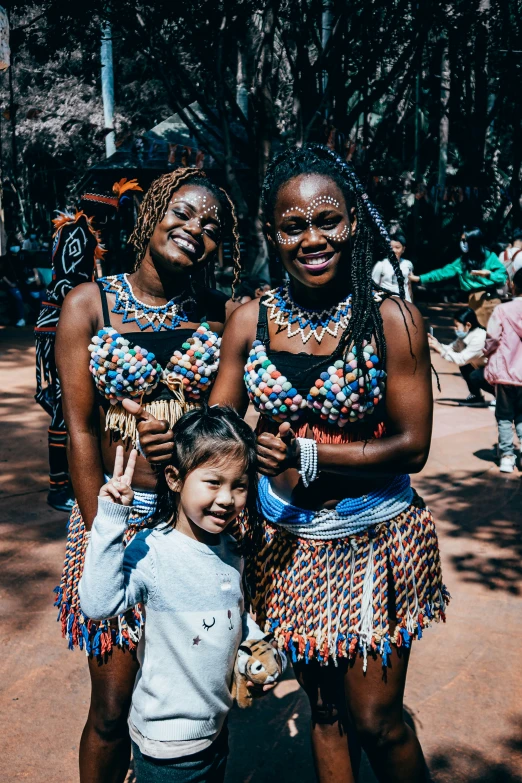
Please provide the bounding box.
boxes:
[129,168,241,296]
[262,143,410,383]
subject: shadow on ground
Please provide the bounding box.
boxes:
[417,465,522,595]
[428,716,522,783]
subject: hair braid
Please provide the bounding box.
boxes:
[262,144,411,386]
[128,169,241,293]
[218,187,241,299]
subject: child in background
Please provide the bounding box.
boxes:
[79,406,281,782]
[484,261,522,473]
[428,307,493,405]
[372,230,414,302]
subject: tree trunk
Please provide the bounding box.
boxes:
[435,33,450,217]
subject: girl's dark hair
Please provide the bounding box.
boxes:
[462,227,486,268]
[390,231,407,247]
[454,307,481,330]
[512,267,522,293]
[129,168,241,296]
[262,143,408,382]
[152,405,258,536]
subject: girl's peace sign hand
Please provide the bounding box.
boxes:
[99,446,137,506]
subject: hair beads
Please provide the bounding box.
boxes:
[89,328,160,402]
[164,323,221,401]
[308,343,386,427]
[244,341,308,423]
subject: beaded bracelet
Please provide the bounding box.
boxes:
[135,432,146,460]
[296,437,319,488]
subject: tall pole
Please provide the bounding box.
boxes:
[435,33,450,217]
[321,0,334,107]
[0,5,9,254]
[412,7,423,257]
[236,46,249,120]
[101,22,116,158]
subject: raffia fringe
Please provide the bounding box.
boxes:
[54,503,147,655]
[247,500,450,670]
[105,399,198,447]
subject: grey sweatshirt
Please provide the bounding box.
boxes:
[79,498,263,742]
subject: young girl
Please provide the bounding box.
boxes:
[79,406,277,782]
[484,261,522,473]
[427,307,494,405]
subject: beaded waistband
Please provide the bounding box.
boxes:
[258,474,413,540]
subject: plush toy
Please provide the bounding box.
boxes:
[232,634,286,708]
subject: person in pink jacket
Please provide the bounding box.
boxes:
[484,260,522,472]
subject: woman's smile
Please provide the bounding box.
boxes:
[297,249,336,272]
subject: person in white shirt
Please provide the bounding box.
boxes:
[498,228,522,279]
[427,307,495,405]
[372,231,414,301]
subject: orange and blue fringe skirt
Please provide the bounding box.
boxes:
[54,492,155,655]
[245,494,449,668]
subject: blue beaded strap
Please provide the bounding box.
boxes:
[258,474,413,540]
[101,274,197,332]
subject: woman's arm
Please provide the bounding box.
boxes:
[438,331,485,366]
[257,299,433,478]
[418,259,461,285]
[208,300,258,412]
[55,283,105,528]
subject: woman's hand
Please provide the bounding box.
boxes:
[427,333,442,353]
[99,445,137,505]
[409,273,421,283]
[470,268,491,277]
[121,398,174,464]
[256,422,299,477]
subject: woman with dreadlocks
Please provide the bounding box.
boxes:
[54,168,240,782]
[131,145,448,782]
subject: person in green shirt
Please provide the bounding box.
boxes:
[410,227,507,327]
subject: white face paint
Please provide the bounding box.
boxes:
[276,195,350,246]
[169,192,222,230]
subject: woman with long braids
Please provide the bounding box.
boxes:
[54,168,240,782]
[131,145,448,782]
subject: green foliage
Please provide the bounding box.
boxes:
[2,0,522,267]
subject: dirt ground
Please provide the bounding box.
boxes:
[1,303,521,782]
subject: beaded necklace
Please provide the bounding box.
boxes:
[102,273,197,332]
[262,284,352,344]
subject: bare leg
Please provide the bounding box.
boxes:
[294,659,360,783]
[344,645,427,783]
[79,646,140,783]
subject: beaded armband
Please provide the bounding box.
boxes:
[89,328,160,403]
[163,322,221,402]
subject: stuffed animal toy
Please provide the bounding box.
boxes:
[232,634,286,708]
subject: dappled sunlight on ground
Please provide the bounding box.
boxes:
[1,316,521,782]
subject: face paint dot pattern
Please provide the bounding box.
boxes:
[169,193,221,230]
[276,195,350,246]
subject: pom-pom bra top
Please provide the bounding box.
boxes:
[89,280,221,407]
[244,293,386,431]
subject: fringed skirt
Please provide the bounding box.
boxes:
[246,494,449,668]
[54,488,156,655]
